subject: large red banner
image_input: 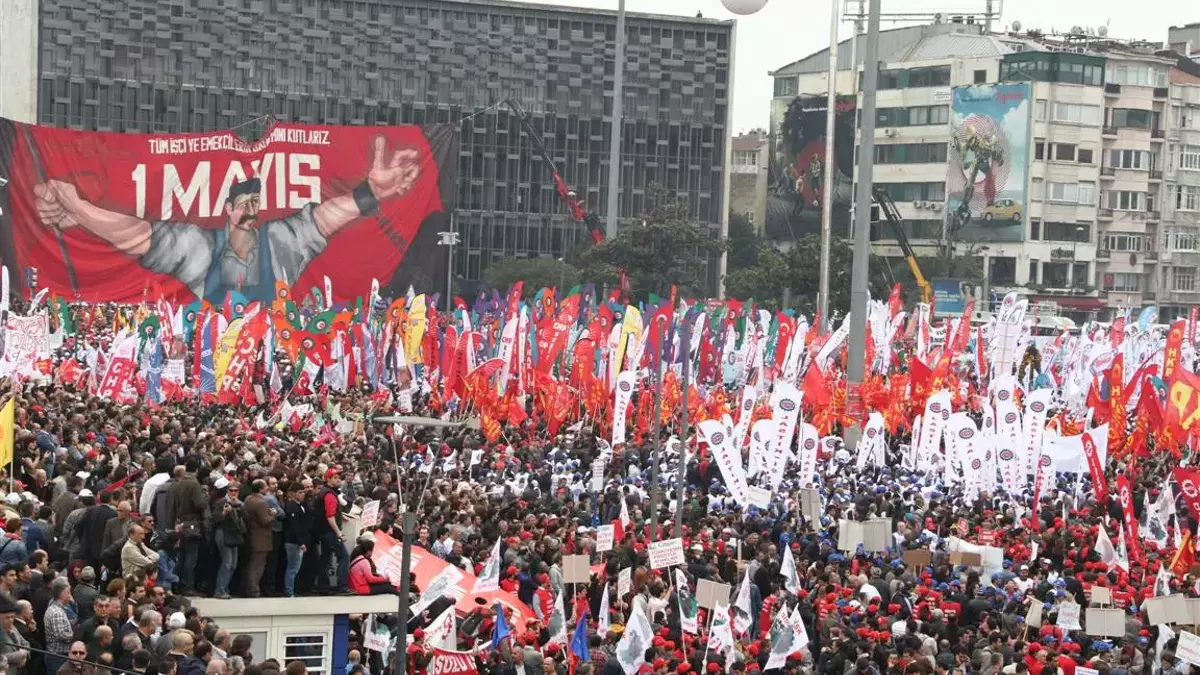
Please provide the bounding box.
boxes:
[0,119,457,303]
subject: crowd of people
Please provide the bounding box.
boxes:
[0,297,1190,675]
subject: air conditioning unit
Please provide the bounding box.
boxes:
[913,201,924,209]
[931,202,943,211]
[884,128,898,137]
[922,201,932,209]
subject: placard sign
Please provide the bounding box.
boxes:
[360,500,381,529]
[563,555,592,584]
[648,538,686,569]
[1089,586,1111,606]
[696,579,732,610]
[1085,608,1125,637]
[1178,631,1200,668]
[1056,602,1081,630]
[595,524,615,553]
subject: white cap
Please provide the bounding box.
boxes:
[168,612,186,629]
[3,494,19,506]
[78,489,94,498]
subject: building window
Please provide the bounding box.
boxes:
[1175,267,1197,292]
[1110,108,1157,130]
[1105,190,1147,211]
[909,66,951,87]
[874,143,947,164]
[1072,262,1090,286]
[1035,99,1047,120]
[876,105,949,127]
[989,256,1017,284]
[1043,262,1069,288]
[1108,65,1168,88]
[1108,149,1152,170]
[1167,229,1200,251]
[878,69,904,89]
[974,69,988,83]
[773,77,797,97]
[1028,259,1039,283]
[1041,182,1095,205]
[1101,232,1145,252]
[877,182,946,201]
[284,635,329,675]
[1043,222,1089,242]
[1178,145,1200,171]
[1050,102,1101,125]
[1053,143,1076,162]
[1035,140,1046,160]
[1177,185,1200,212]
[1078,148,1094,164]
[1104,272,1142,292]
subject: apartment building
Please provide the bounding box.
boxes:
[769,22,1196,320]
[1159,69,1200,317]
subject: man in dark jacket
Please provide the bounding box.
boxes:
[75,492,118,571]
[282,483,312,598]
[169,630,205,675]
[164,457,208,595]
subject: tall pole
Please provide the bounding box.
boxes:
[393,510,415,675]
[438,230,459,314]
[645,334,664,541]
[817,0,840,331]
[605,0,627,240]
[673,315,690,539]
[843,0,881,449]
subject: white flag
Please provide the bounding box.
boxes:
[546,591,568,645]
[707,603,734,654]
[471,538,502,594]
[424,605,457,650]
[598,582,611,635]
[733,571,753,635]
[782,545,799,595]
[616,602,653,675]
[674,568,698,634]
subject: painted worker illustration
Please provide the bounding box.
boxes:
[32,137,421,304]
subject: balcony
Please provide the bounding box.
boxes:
[1154,86,1169,98]
[1148,210,1161,221]
[1101,166,1116,177]
[1097,248,1111,260]
[1150,169,1163,181]
[1105,83,1121,95]
[1145,290,1158,301]
[1099,207,1114,219]
[1147,250,1159,261]
[1102,126,1118,136]
[1152,128,1165,139]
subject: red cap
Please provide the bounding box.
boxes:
[324,467,341,480]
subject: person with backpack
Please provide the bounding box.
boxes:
[210,483,245,599]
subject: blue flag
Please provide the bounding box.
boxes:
[491,602,511,650]
[570,611,590,662]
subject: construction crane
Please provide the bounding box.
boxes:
[503,99,605,244]
[871,186,932,304]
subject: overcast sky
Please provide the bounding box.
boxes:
[521,0,1185,133]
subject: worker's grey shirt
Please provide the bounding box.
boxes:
[141,203,327,298]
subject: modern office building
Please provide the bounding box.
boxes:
[0,0,734,288]
[769,20,1200,320]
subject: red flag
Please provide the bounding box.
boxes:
[1166,368,1200,437]
[1115,475,1142,564]
[803,364,832,409]
[1081,431,1107,503]
[1164,319,1186,382]
[1173,468,1200,520]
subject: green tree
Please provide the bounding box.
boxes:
[725,234,893,315]
[727,211,761,271]
[576,185,726,298]
[482,257,580,294]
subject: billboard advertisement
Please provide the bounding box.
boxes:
[932,278,980,316]
[0,119,458,303]
[766,95,856,240]
[945,82,1031,244]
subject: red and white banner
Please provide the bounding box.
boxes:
[429,649,479,675]
[1175,468,1200,520]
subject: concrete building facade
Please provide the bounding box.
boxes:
[0,0,734,288]
[770,22,1199,320]
[730,129,769,233]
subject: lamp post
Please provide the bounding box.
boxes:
[437,229,459,313]
[605,0,627,241]
[842,0,882,449]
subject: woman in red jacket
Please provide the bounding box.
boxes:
[348,537,396,595]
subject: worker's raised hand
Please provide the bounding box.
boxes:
[367,137,422,200]
[34,180,86,230]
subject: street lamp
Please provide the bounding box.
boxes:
[437,229,460,313]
